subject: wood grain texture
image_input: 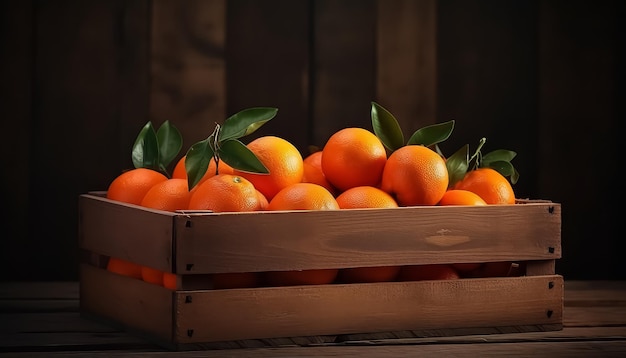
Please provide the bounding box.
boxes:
[79,194,175,272]
[173,275,562,344]
[377,0,437,131]
[311,0,377,148]
[3,280,625,355]
[175,203,560,273]
[150,0,226,150]
[226,0,310,153]
[79,264,173,342]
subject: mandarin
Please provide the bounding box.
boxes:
[233,136,303,201]
[188,174,264,212]
[437,189,487,206]
[335,186,398,209]
[397,264,460,281]
[453,168,516,204]
[267,183,339,211]
[172,155,234,184]
[106,168,168,205]
[339,266,401,284]
[141,266,164,286]
[321,128,387,191]
[140,178,191,211]
[302,151,337,195]
[381,145,448,206]
[212,272,262,289]
[264,269,339,287]
[162,272,178,290]
[106,257,142,280]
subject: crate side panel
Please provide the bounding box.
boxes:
[79,264,173,342]
[173,275,563,343]
[79,194,175,271]
[175,203,561,273]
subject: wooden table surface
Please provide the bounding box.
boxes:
[0,280,625,357]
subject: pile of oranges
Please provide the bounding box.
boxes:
[104,105,518,290]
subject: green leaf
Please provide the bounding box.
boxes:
[132,121,160,170]
[446,144,470,188]
[220,107,278,142]
[487,160,514,176]
[481,149,517,167]
[371,102,404,151]
[218,139,269,174]
[185,137,214,190]
[485,160,520,185]
[156,120,183,169]
[407,120,455,147]
[511,167,520,185]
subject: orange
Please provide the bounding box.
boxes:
[233,136,304,201]
[188,174,264,212]
[256,189,269,210]
[335,186,399,209]
[212,272,262,289]
[339,266,401,284]
[141,266,164,286]
[451,263,483,273]
[106,168,168,205]
[437,189,487,206]
[381,145,448,206]
[465,261,514,278]
[397,264,460,281]
[140,178,191,211]
[453,168,515,204]
[163,272,178,290]
[106,257,142,280]
[264,269,339,287]
[321,128,387,191]
[267,183,339,211]
[302,151,337,195]
[172,155,234,185]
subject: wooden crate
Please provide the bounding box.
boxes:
[78,192,563,350]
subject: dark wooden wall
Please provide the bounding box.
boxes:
[1,0,623,281]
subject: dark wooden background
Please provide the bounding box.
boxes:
[1,0,623,281]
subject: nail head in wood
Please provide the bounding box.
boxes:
[548,281,554,289]
[187,329,194,337]
[185,295,192,303]
[548,247,555,254]
[185,220,192,228]
[548,206,554,214]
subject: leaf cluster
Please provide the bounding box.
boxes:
[369,101,519,188]
[132,120,183,176]
[184,107,278,190]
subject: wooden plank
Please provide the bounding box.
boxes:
[150,0,226,157]
[311,0,377,149]
[28,0,152,281]
[538,1,622,280]
[436,0,539,202]
[225,0,310,153]
[175,203,561,273]
[3,339,626,357]
[0,0,33,282]
[0,282,78,299]
[564,306,626,327]
[565,280,626,305]
[376,0,437,131]
[526,260,556,276]
[0,312,114,334]
[79,194,175,272]
[79,264,173,343]
[173,275,562,344]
